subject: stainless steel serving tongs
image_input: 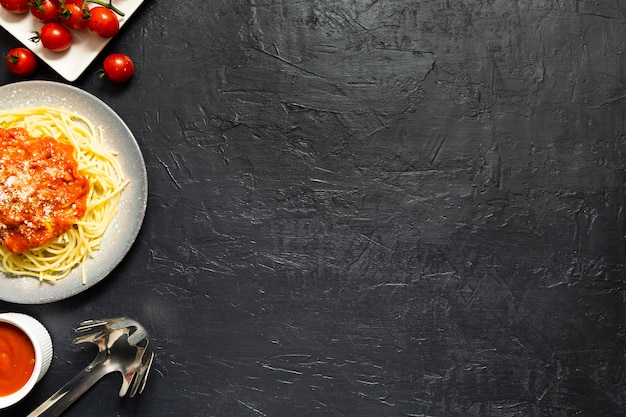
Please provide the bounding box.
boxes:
[27,317,155,417]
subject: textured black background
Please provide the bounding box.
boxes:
[1,0,626,416]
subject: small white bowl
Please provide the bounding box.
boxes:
[0,313,53,410]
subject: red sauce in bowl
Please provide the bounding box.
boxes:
[0,127,89,253]
[0,322,36,396]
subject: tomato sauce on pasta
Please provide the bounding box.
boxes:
[0,127,90,254]
[0,107,127,282]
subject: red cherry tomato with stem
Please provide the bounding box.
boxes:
[5,47,37,77]
[100,53,134,83]
[31,22,72,52]
[29,0,60,23]
[59,0,90,30]
[87,6,119,38]
[0,0,29,14]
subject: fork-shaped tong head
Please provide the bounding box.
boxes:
[73,317,154,397]
[27,317,155,417]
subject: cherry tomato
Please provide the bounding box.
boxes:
[0,0,29,14]
[59,0,89,30]
[101,53,134,83]
[29,0,60,23]
[87,7,119,38]
[5,47,37,77]
[32,22,72,52]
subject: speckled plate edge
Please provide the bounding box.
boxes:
[0,80,147,304]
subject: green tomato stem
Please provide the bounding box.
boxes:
[85,0,125,16]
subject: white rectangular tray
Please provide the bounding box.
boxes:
[0,0,143,81]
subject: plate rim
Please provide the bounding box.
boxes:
[0,80,147,304]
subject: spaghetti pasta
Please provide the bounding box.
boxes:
[0,107,128,283]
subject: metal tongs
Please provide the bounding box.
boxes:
[27,317,155,417]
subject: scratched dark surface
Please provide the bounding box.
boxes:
[1,0,626,416]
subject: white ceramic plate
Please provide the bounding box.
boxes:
[0,0,144,81]
[0,80,147,304]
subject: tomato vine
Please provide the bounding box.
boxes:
[85,0,123,16]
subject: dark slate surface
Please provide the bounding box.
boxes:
[1,0,626,416]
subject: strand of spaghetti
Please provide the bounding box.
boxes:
[0,107,128,282]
